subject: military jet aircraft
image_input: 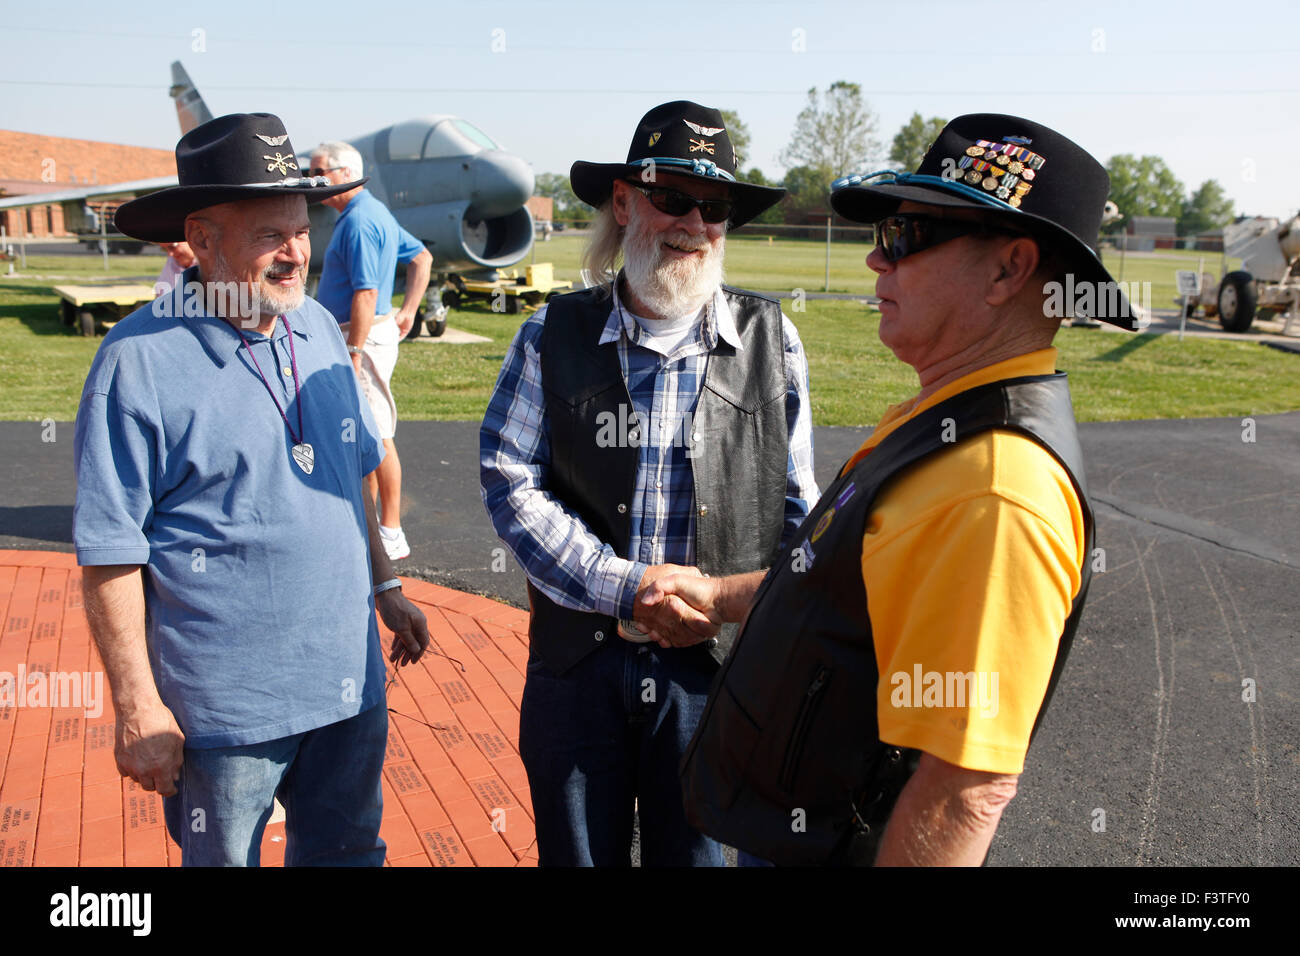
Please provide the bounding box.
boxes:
[0,61,537,337]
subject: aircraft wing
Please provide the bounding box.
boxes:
[0,176,177,211]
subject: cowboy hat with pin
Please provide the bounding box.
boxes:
[570,100,785,228]
[114,112,367,243]
[830,113,1141,330]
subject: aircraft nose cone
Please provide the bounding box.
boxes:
[469,151,534,219]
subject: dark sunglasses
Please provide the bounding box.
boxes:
[874,213,1024,261]
[307,165,344,177]
[634,186,732,224]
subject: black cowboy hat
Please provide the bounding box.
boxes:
[570,100,785,229]
[830,113,1141,330]
[114,112,367,243]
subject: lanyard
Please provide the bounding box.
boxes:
[235,315,305,447]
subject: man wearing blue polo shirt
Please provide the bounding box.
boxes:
[76,113,430,866]
[312,141,433,563]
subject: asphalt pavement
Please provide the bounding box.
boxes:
[2,410,1296,866]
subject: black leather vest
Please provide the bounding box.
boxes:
[680,373,1095,865]
[528,285,791,675]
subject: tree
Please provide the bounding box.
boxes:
[534,171,589,221]
[743,167,786,225]
[889,113,947,171]
[719,109,752,169]
[1104,155,1185,232]
[1178,179,1236,237]
[780,81,882,181]
[782,164,834,218]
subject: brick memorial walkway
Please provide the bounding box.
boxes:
[0,551,537,867]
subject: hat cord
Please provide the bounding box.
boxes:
[634,156,737,183]
[832,169,1018,214]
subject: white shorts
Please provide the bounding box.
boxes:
[341,313,400,440]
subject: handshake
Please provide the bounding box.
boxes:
[631,564,763,649]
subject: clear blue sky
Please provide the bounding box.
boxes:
[4,0,1298,218]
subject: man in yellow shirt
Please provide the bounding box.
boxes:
[641,114,1142,865]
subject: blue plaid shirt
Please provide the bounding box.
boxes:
[480,284,819,620]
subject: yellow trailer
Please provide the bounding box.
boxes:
[53,284,156,336]
[442,263,573,315]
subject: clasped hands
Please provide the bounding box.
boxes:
[632,563,724,649]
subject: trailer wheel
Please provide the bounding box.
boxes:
[1217,271,1257,333]
[79,310,96,337]
[441,290,461,310]
[404,306,426,341]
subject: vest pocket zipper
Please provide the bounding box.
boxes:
[779,665,830,792]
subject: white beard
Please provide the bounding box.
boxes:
[621,200,725,318]
[208,247,305,324]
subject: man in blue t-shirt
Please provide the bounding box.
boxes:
[311,141,433,563]
[82,113,431,866]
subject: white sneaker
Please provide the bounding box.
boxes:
[381,527,410,561]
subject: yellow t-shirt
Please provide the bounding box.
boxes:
[843,349,1085,775]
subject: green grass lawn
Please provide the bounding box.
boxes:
[525,232,1235,310]
[2,251,1294,425]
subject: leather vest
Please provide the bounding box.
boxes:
[528,285,791,675]
[680,373,1095,865]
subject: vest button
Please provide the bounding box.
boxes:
[698,505,708,516]
[628,430,639,442]
[594,630,605,641]
[706,637,718,648]
[617,503,628,514]
[692,431,702,442]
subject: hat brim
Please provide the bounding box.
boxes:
[114,177,368,243]
[570,161,784,229]
[832,180,1142,331]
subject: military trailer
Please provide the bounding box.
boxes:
[1206,216,1300,335]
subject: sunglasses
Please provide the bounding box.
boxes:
[634,186,732,224]
[874,213,1024,261]
[307,165,344,177]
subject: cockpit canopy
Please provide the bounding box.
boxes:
[385,116,501,161]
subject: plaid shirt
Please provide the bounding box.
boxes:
[480,284,819,621]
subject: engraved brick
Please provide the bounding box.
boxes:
[385,761,430,795]
[440,680,472,704]
[421,827,467,866]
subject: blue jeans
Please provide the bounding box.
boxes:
[162,703,388,866]
[519,640,725,867]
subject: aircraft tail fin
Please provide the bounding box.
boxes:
[169,61,214,135]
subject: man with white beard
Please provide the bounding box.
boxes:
[74,114,429,866]
[480,101,818,866]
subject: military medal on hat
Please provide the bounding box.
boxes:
[828,112,1140,330]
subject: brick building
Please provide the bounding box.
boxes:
[0,130,174,238]
[525,195,553,224]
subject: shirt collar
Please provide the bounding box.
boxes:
[597,276,742,351]
[338,190,368,219]
[174,264,311,368]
